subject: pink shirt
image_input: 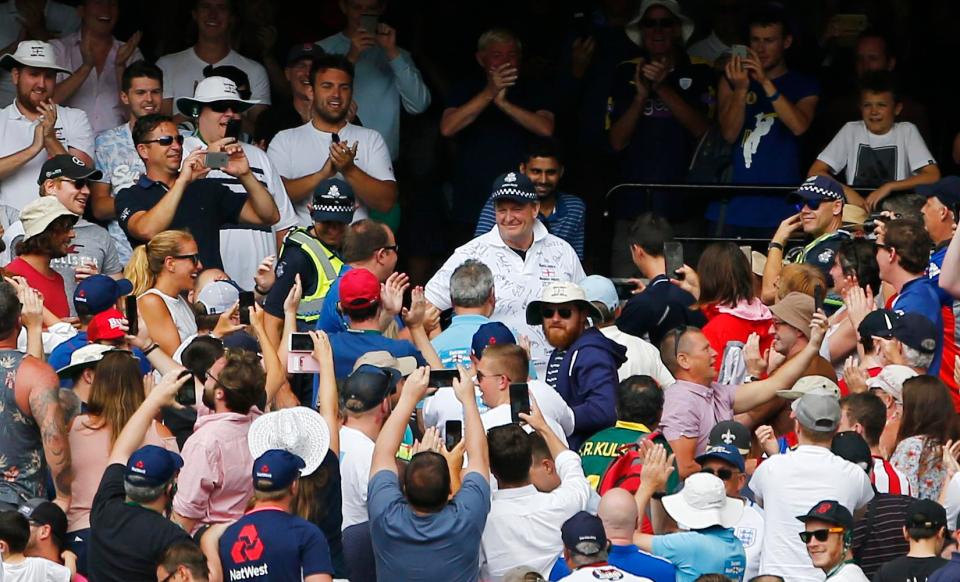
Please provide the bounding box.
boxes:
[67,416,178,532]
[172,406,262,531]
[659,379,739,455]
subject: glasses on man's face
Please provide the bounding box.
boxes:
[208,101,240,114]
[700,466,738,481]
[61,178,88,190]
[796,198,822,212]
[799,527,845,544]
[141,134,184,147]
[542,307,574,320]
[171,253,200,266]
[874,243,893,255]
[379,244,399,254]
[475,370,503,383]
[640,17,677,29]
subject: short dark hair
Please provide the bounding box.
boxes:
[840,392,886,447]
[523,137,564,166]
[310,53,354,86]
[0,281,20,340]
[121,60,163,92]
[837,238,881,295]
[182,335,225,380]
[132,113,175,145]
[628,213,673,256]
[857,28,897,60]
[342,302,379,323]
[616,375,663,426]
[15,215,77,256]
[859,70,901,103]
[488,424,533,484]
[159,541,208,579]
[0,511,30,554]
[217,349,266,414]
[528,431,550,462]
[885,219,933,275]
[403,451,450,512]
[747,4,791,37]
[907,525,943,541]
[341,219,390,263]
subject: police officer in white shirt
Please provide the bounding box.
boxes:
[425,172,585,376]
[0,40,93,212]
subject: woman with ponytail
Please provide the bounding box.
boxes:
[124,230,200,355]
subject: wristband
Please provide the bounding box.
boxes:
[767,242,784,252]
[143,343,159,356]
[768,89,781,102]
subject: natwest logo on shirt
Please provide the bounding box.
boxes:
[230,524,265,563]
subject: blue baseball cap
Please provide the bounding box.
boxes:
[695,443,745,472]
[311,178,355,223]
[471,322,516,358]
[580,275,619,312]
[74,274,133,315]
[917,176,960,209]
[252,449,306,492]
[490,172,538,205]
[792,175,846,204]
[125,445,183,487]
[561,511,608,556]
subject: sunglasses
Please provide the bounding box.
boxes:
[61,178,88,189]
[640,17,677,28]
[379,244,399,253]
[700,466,738,481]
[795,199,822,211]
[171,253,200,265]
[799,527,845,544]
[671,325,692,357]
[208,101,241,113]
[542,307,574,319]
[141,134,185,146]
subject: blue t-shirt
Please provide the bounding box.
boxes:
[49,332,151,388]
[651,526,746,582]
[316,265,404,334]
[218,507,333,582]
[891,276,944,374]
[431,314,493,369]
[549,544,677,581]
[328,330,426,379]
[368,470,491,582]
[708,70,820,227]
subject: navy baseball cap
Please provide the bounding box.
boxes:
[858,309,900,340]
[875,312,938,354]
[125,445,183,487]
[561,511,608,556]
[74,274,133,315]
[797,500,854,530]
[286,43,323,66]
[311,178,355,223]
[253,449,305,492]
[695,443,745,472]
[709,420,751,455]
[490,172,538,205]
[341,364,398,412]
[917,176,960,209]
[793,175,846,203]
[471,322,516,358]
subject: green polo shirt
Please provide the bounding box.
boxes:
[578,421,680,493]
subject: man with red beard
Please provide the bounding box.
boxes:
[525,282,626,450]
[0,40,94,213]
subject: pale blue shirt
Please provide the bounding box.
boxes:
[93,123,142,264]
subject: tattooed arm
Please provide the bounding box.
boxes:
[25,358,73,512]
[58,389,82,428]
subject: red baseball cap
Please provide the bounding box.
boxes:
[87,308,126,342]
[339,268,380,309]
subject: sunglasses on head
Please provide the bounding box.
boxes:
[799,527,845,544]
[700,466,738,481]
[640,17,677,28]
[542,307,574,319]
[141,134,184,147]
[208,101,241,113]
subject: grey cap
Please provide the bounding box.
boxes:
[792,393,841,433]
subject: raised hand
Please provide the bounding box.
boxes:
[254,255,276,294]
[401,285,427,328]
[380,272,410,316]
[283,273,303,315]
[724,55,750,92]
[116,31,142,67]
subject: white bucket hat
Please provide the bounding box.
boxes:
[0,41,71,75]
[175,76,260,118]
[662,472,744,529]
[625,0,695,48]
[867,364,918,405]
[248,407,330,476]
[525,281,604,325]
[20,197,78,239]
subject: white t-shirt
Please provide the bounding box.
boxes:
[267,121,395,226]
[735,500,765,581]
[748,445,874,582]
[600,326,675,386]
[817,121,935,187]
[559,565,653,581]
[425,222,586,376]
[181,135,298,290]
[155,47,270,115]
[339,424,375,530]
[0,101,93,211]
[1,556,71,582]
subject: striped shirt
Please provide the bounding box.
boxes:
[851,494,913,579]
[474,192,586,259]
[872,456,911,496]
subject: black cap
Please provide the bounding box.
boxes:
[286,43,324,66]
[830,431,872,475]
[311,178,356,223]
[709,420,751,456]
[797,500,854,530]
[875,312,938,354]
[917,176,960,209]
[490,172,538,205]
[858,309,900,340]
[906,499,947,530]
[18,499,67,548]
[341,364,399,412]
[38,154,102,184]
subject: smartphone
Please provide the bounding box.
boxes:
[331,133,340,144]
[663,242,684,279]
[224,118,241,141]
[509,383,530,424]
[429,369,459,388]
[204,151,228,169]
[289,332,314,352]
[731,44,749,59]
[572,9,592,39]
[359,13,379,34]
[287,353,321,374]
[813,284,825,312]
[445,420,463,450]
[175,370,196,406]
[610,278,638,301]
[125,295,138,336]
[238,291,255,325]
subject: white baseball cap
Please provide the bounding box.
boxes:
[175,76,261,117]
[0,41,71,75]
[867,364,918,404]
[196,280,240,315]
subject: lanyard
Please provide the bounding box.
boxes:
[798,231,836,262]
[825,559,854,579]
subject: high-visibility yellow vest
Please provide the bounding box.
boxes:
[280,228,343,323]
